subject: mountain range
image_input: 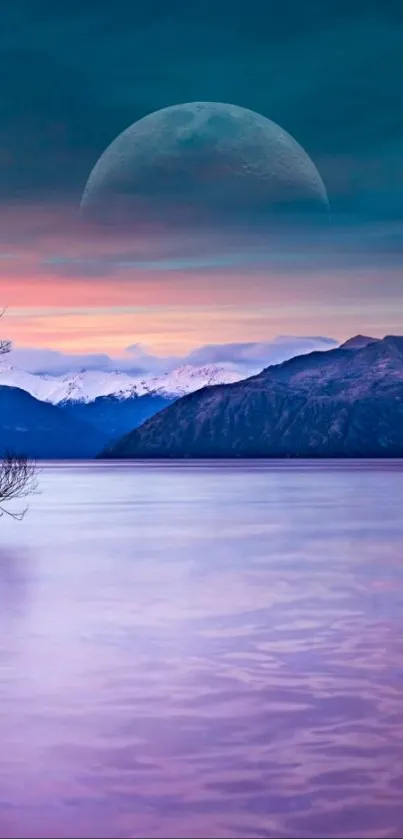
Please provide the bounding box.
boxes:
[0,363,242,403]
[102,334,403,459]
[2,335,403,459]
[0,363,243,457]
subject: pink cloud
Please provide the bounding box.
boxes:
[0,199,402,355]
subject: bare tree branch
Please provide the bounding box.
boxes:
[0,453,39,520]
[0,338,11,355]
[0,309,39,519]
[0,308,11,355]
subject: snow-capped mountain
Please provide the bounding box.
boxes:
[113,365,243,399]
[0,362,243,404]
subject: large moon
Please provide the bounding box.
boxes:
[80,101,329,230]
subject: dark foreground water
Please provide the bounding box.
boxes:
[1,461,403,839]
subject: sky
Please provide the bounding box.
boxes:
[1,0,403,373]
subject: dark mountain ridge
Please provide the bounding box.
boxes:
[60,392,172,444]
[339,334,378,350]
[101,336,403,459]
[0,386,107,458]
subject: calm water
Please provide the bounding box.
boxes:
[1,461,403,839]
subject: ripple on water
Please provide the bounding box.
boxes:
[0,461,403,838]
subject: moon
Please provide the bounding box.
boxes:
[80,101,329,230]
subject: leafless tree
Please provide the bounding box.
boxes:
[0,310,39,519]
[0,454,39,520]
[0,309,11,356]
[0,338,11,355]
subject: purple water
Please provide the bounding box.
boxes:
[1,460,403,839]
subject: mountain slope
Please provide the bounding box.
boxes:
[340,334,378,351]
[0,364,247,449]
[0,386,107,458]
[132,365,243,397]
[60,393,172,442]
[102,336,403,459]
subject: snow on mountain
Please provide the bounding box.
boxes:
[0,362,243,404]
[44,369,138,403]
[0,365,59,402]
[120,365,243,398]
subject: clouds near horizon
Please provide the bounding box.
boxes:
[6,335,339,376]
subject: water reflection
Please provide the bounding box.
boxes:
[0,461,403,838]
[0,547,32,622]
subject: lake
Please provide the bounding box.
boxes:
[1,460,403,838]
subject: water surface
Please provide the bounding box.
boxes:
[1,460,403,838]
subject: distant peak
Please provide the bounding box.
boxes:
[383,334,403,343]
[381,335,403,352]
[340,335,378,350]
